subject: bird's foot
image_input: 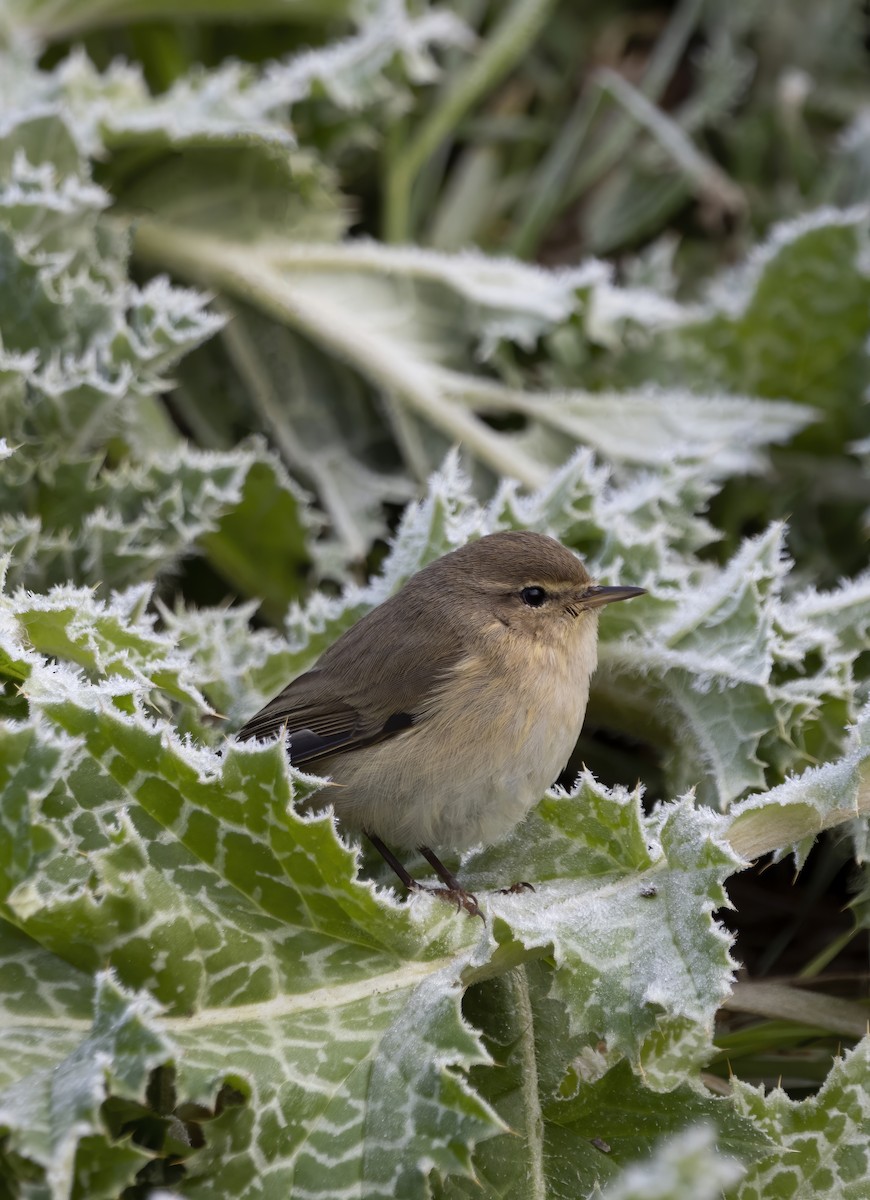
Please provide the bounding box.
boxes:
[411,882,484,922]
[364,834,485,921]
[498,881,535,895]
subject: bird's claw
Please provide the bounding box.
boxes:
[498,881,535,895]
[412,882,484,922]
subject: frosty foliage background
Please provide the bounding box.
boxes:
[1,1,870,1197]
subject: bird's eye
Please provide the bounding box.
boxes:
[520,586,548,607]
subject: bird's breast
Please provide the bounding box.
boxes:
[323,619,600,851]
[453,623,598,791]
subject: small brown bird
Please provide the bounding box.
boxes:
[237,531,644,915]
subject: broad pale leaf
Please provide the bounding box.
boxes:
[592,208,870,450]
[133,221,813,508]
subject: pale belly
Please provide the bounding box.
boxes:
[311,625,597,851]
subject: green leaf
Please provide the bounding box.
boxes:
[6,583,207,711]
[197,452,314,619]
[599,1124,746,1200]
[729,1038,870,1199]
[437,964,762,1199]
[598,209,870,452]
[0,971,163,1197]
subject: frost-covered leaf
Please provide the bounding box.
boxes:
[729,1038,870,1200]
[26,18,812,577]
[0,99,285,597]
[728,704,870,865]
[3,465,870,1194]
[2,5,472,143]
[0,969,167,1197]
[616,524,791,802]
[244,2,473,112]
[0,68,322,602]
[0,578,208,711]
[0,686,499,1197]
[1,440,313,598]
[0,124,222,458]
[462,776,741,1088]
[0,587,761,1195]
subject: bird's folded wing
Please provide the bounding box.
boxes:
[234,668,417,766]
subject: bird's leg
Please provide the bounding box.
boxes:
[364,833,482,920]
[417,845,463,890]
[418,845,482,920]
[365,832,419,891]
[419,844,533,898]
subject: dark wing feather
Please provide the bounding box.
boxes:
[235,667,416,766]
[235,570,470,765]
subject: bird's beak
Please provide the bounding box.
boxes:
[581,585,646,609]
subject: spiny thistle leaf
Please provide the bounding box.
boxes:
[728,1038,870,1200]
